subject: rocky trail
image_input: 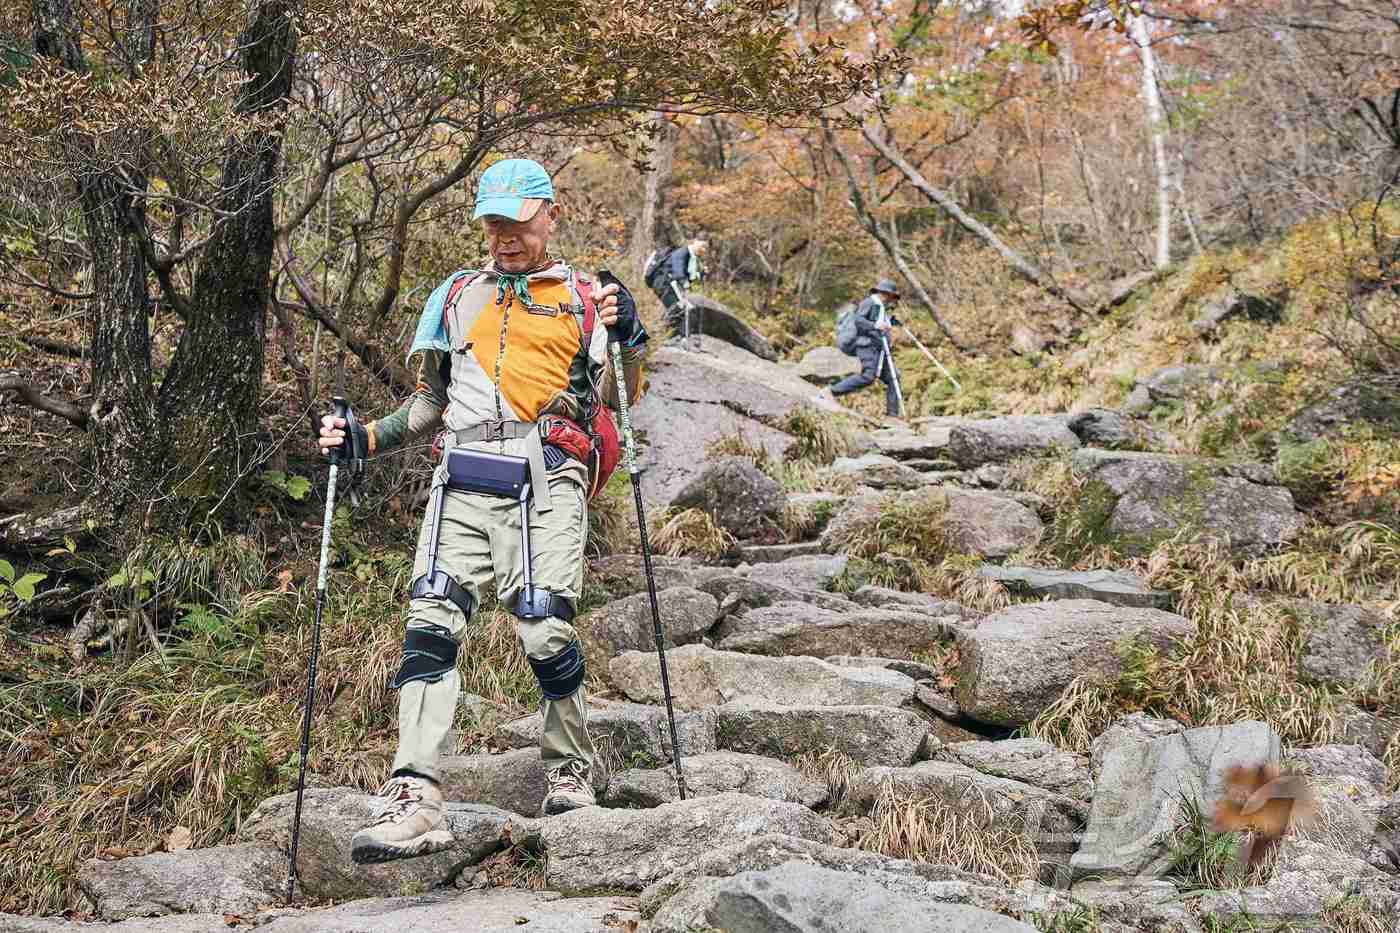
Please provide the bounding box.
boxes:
[12,334,1400,932]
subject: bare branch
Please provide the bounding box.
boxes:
[0,376,89,426]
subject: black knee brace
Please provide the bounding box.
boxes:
[410,569,475,619]
[528,639,585,700]
[513,585,575,622]
[390,623,459,689]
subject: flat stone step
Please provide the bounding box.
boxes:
[978,565,1173,610]
[735,540,825,563]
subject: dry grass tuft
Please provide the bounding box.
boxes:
[793,747,862,808]
[782,408,856,465]
[854,780,1040,884]
[651,508,735,561]
[1025,676,1123,754]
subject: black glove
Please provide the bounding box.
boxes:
[327,397,370,476]
[889,316,902,327]
[597,269,648,349]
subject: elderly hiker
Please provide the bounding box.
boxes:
[317,158,648,864]
[828,278,902,417]
[647,239,707,342]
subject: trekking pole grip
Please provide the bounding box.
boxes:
[330,396,350,467]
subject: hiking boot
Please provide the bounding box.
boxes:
[541,759,595,815]
[350,775,454,864]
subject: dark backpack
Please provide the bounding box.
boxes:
[643,247,672,288]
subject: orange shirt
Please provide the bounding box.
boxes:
[463,280,580,422]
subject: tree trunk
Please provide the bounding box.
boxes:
[1131,12,1172,270]
[630,111,677,278]
[31,0,296,536]
[159,0,295,510]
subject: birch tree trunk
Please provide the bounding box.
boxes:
[1131,12,1172,269]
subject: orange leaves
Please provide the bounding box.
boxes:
[1345,463,1400,506]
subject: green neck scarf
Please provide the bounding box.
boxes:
[494,272,533,307]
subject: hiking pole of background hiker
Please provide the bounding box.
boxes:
[286,395,349,903]
[897,322,961,393]
[604,299,688,801]
[879,331,907,417]
[669,280,696,349]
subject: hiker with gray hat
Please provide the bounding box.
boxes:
[828,278,903,418]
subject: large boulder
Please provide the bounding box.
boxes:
[588,554,729,600]
[735,553,848,593]
[77,844,283,920]
[670,455,786,539]
[603,751,827,808]
[630,341,814,507]
[796,345,861,384]
[829,453,928,490]
[609,644,916,711]
[977,565,1172,610]
[676,294,778,360]
[648,862,1040,933]
[1191,285,1282,336]
[714,602,959,658]
[955,599,1192,728]
[1280,375,1400,445]
[576,586,718,661]
[638,834,1070,920]
[1070,720,1281,878]
[821,488,1043,560]
[1066,408,1149,451]
[1140,363,1222,401]
[24,889,642,933]
[537,792,832,893]
[947,416,1081,468]
[943,488,1045,558]
[287,889,639,933]
[934,738,1093,802]
[437,748,606,818]
[840,760,1087,870]
[715,703,930,766]
[1072,448,1304,555]
[1089,712,1186,778]
[697,571,858,616]
[1291,600,1392,689]
[850,585,982,621]
[867,426,951,461]
[236,788,529,901]
[495,700,718,770]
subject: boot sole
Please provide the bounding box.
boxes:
[541,797,595,816]
[350,829,455,865]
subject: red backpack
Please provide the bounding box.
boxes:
[438,271,621,500]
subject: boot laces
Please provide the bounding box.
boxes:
[371,776,427,826]
[548,761,588,794]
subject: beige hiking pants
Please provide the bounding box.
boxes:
[392,445,595,783]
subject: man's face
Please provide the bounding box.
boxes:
[880,291,899,305]
[482,204,559,273]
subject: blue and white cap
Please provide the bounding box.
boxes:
[473,158,554,222]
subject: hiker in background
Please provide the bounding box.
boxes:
[645,239,708,343]
[317,158,648,864]
[828,278,902,418]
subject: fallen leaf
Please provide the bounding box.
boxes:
[277,569,294,592]
[166,826,193,851]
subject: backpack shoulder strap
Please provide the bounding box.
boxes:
[572,270,597,348]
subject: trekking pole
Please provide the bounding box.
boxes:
[286,396,349,903]
[880,333,907,418]
[899,323,961,392]
[669,281,693,350]
[605,275,687,801]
